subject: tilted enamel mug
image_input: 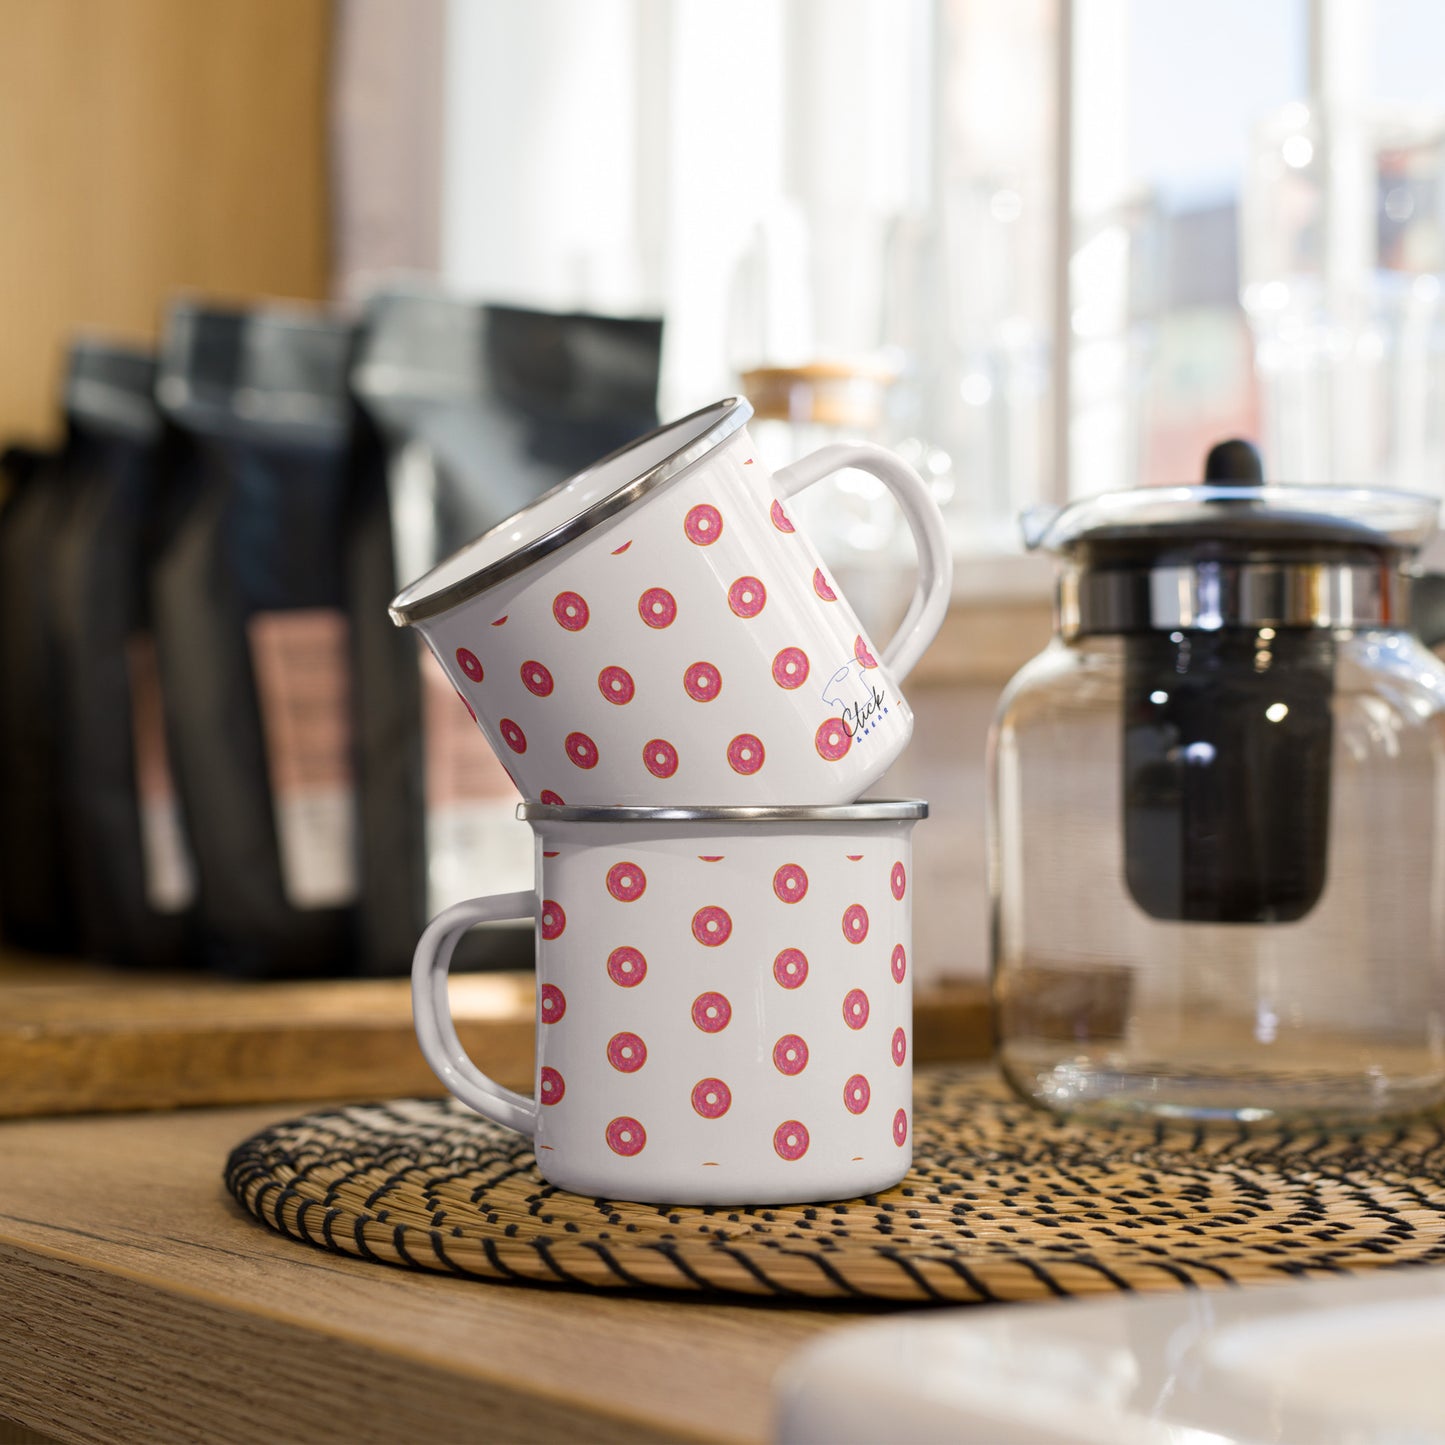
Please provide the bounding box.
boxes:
[388,398,952,805]
[410,800,925,1205]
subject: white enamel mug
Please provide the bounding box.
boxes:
[388,398,951,805]
[411,800,925,1205]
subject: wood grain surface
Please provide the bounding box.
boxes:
[0,1101,888,1445]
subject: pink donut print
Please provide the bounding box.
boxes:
[606,1117,647,1157]
[773,1121,810,1162]
[520,660,554,697]
[772,1034,809,1076]
[638,587,677,628]
[891,943,907,983]
[606,1031,647,1073]
[891,861,907,900]
[691,991,732,1032]
[684,503,723,545]
[773,947,809,989]
[772,863,809,904]
[683,661,722,701]
[770,499,795,533]
[540,789,565,806]
[727,575,767,618]
[855,634,879,669]
[812,568,837,602]
[456,647,484,682]
[842,903,870,944]
[454,689,478,723]
[843,987,870,1030]
[607,945,647,987]
[727,733,765,775]
[553,591,590,631]
[499,718,527,754]
[771,646,810,690]
[606,862,647,902]
[815,719,852,762]
[598,665,636,705]
[892,1027,908,1066]
[539,1066,565,1105]
[843,1074,871,1115]
[540,984,566,1022]
[539,899,566,941]
[565,731,600,769]
[642,738,679,779]
[691,1078,732,1119]
[893,1108,908,1147]
[691,905,732,946]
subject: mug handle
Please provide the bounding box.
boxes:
[773,442,954,680]
[411,890,540,1137]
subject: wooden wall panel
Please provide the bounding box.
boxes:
[0,0,332,443]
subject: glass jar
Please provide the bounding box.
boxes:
[989,480,1445,1123]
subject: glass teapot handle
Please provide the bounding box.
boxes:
[1413,573,1445,651]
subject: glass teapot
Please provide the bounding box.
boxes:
[990,442,1445,1123]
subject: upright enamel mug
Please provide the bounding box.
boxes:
[411,800,925,1205]
[388,399,952,805]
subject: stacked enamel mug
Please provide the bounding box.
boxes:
[392,398,952,1204]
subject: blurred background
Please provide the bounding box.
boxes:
[4,0,1445,989]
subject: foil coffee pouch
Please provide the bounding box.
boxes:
[153,301,358,978]
[51,340,196,968]
[346,288,663,974]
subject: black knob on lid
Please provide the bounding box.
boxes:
[1203,438,1264,483]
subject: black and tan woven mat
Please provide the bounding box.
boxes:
[224,1068,1445,1303]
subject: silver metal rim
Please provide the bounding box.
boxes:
[517,799,929,824]
[389,397,753,625]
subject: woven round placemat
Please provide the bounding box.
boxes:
[225,1068,1445,1303]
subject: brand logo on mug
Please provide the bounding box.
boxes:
[821,657,890,741]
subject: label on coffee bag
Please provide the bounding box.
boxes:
[420,651,531,915]
[127,635,198,914]
[247,609,359,909]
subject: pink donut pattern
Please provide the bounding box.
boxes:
[691,991,732,1032]
[843,987,870,1030]
[773,1121,810,1161]
[638,587,677,628]
[499,718,527,754]
[891,943,907,983]
[606,1031,647,1073]
[773,947,809,989]
[691,905,732,946]
[727,733,765,775]
[770,499,795,533]
[539,1066,565,1105]
[642,738,679,778]
[540,789,565,806]
[455,689,478,723]
[843,1074,871,1114]
[684,503,723,545]
[565,731,599,769]
[456,647,484,682]
[892,1027,908,1066]
[607,945,647,987]
[606,862,647,903]
[855,634,879,669]
[520,660,554,697]
[598,665,635,705]
[891,861,907,900]
[539,899,566,941]
[812,568,837,602]
[611,540,632,554]
[683,661,722,701]
[893,1109,908,1147]
[771,646,810,690]
[691,1078,732,1119]
[772,1034,809,1076]
[772,863,809,904]
[606,1117,647,1157]
[842,903,870,944]
[815,719,852,762]
[553,591,590,631]
[727,575,767,618]
[540,984,566,1022]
